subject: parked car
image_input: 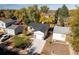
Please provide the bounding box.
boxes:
[27,47,36,55]
[0,34,10,42]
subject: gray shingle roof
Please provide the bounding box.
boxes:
[7,25,19,29]
[53,26,70,34]
[0,19,12,23]
[0,19,16,24]
[28,22,49,33]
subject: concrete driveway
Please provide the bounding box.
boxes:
[28,38,46,54]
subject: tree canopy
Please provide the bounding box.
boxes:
[40,6,49,13]
[68,7,79,53]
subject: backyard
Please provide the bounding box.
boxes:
[42,36,70,55]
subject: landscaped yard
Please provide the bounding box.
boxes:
[0,32,33,55]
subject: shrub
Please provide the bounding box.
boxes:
[13,36,32,48]
[14,36,25,48]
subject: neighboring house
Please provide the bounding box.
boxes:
[52,26,70,41]
[28,22,49,39]
[0,19,16,28]
[5,25,23,35]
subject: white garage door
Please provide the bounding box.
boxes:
[53,33,66,41]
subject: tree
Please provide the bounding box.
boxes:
[39,12,47,23]
[54,8,61,24]
[14,36,25,48]
[24,5,40,23]
[13,36,31,48]
[55,4,69,18]
[47,15,54,23]
[70,27,79,54]
[39,12,55,24]
[55,8,60,17]
[59,5,69,17]
[0,10,11,19]
[55,5,69,26]
[57,16,64,26]
[40,6,49,13]
[68,7,79,54]
[0,10,5,19]
[13,9,25,21]
[28,5,38,13]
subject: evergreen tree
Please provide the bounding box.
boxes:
[60,4,69,17]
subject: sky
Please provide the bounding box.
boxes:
[0,4,79,10]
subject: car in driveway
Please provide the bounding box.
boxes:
[0,34,10,42]
[27,47,36,55]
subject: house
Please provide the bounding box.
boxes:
[52,26,70,41]
[5,25,23,35]
[28,22,49,39]
[0,19,16,28]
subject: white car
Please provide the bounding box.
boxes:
[0,34,10,42]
